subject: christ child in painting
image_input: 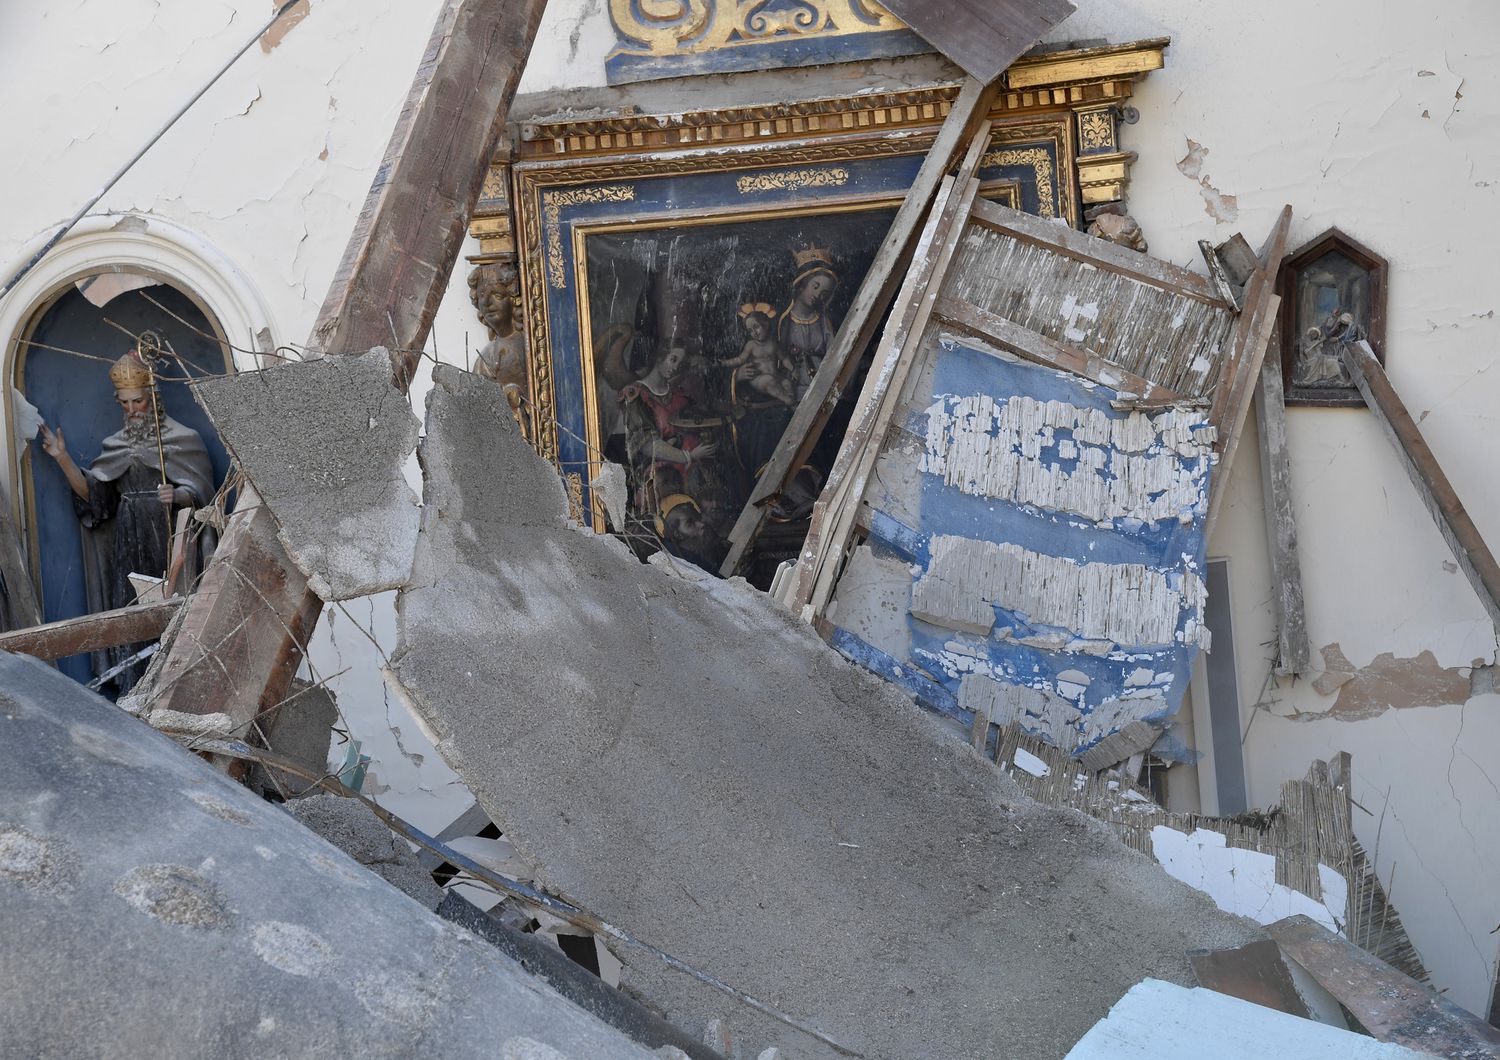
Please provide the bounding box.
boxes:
[724,303,798,406]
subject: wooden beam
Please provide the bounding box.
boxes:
[1189,939,1312,1020]
[1342,339,1500,629]
[144,0,545,733]
[0,499,41,631]
[932,295,1183,402]
[720,76,1001,577]
[876,0,1075,86]
[0,598,180,662]
[1254,341,1311,676]
[1205,205,1293,537]
[309,0,549,386]
[1267,914,1500,1057]
[143,503,322,729]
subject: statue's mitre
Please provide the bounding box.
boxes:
[108,351,154,392]
[793,245,832,269]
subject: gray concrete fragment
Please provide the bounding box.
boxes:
[385,367,1263,1060]
[252,678,338,797]
[286,794,444,910]
[192,347,420,600]
[0,652,658,1060]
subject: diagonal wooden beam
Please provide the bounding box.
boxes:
[145,0,547,730]
[310,0,549,384]
[720,76,1001,577]
[1342,339,1500,630]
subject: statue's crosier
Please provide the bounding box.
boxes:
[39,346,216,692]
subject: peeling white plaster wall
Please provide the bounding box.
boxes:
[0,0,486,834]
[1039,0,1500,1016]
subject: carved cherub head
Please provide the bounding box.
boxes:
[468,262,519,339]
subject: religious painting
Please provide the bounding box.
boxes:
[581,208,897,573]
[16,281,233,692]
[1278,228,1388,406]
[512,116,1072,579]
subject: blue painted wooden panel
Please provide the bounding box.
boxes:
[831,336,1215,759]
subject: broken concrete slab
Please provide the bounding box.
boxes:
[380,366,1263,1059]
[286,794,444,910]
[192,347,420,601]
[0,651,659,1059]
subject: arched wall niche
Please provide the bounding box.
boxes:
[2,214,275,682]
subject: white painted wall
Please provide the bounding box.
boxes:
[5,0,1499,1017]
[1045,0,1500,1016]
[0,0,484,832]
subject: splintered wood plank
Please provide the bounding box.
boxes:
[1254,345,1311,676]
[1267,914,1500,1057]
[932,296,1182,402]
[1205,205,1293,537]
[955,202,1237,398]
[310,0,549,385]
[796,168,981,614]
[878,0,1076,85]
[1342,340,1500,630]
[0,598,180,661]
[720,77,1001,577]
[147,0,544,738]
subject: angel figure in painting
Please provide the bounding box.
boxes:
[723,303,798,407]
[38,345,216,692]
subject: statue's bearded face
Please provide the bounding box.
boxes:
[116,387,156,442]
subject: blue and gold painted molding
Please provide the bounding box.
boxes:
[606,0,932,84]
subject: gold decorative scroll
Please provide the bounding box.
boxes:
[736,166,849,194]
[982,149,1056,218]
[610,0,903,56]
[1078,110,1116,152]
[543,184,638,288]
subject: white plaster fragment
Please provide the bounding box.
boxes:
[1150,827,1348,932]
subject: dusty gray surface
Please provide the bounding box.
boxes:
[286,794,445,910]
[0,651,659,1060]
[192,347,420,600]
[383,368,1264,1060]
[253,678,338,797]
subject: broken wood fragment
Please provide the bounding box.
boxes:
[144,502,321,729]
[0,597,180,661]
[720,76,1002,577]
[932,295,1182,402]
[1341,339,1500,630]
[1267,914,1500,1057]
[1077,720,1160,774]
[1189,939,1312,1019]
[1254,343,1311,676]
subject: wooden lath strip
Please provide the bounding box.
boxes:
[969,196,1228,306]
[931,295,1182,402]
